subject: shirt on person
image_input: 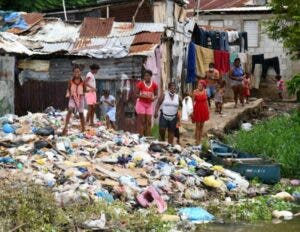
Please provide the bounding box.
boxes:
[205,69,220,86]
[277,80,284,91]
[136,81,158,103]
[100,95,115,113]
[85,72,96,91]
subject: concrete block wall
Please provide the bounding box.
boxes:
[195,13,297,81]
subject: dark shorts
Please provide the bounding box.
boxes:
[159,113,177,132]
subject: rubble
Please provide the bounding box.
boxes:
[0,110,253,222]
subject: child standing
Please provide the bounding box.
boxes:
[276,75,284,100]
[62,66,85,135]
[214,80,226,114]
[100,90,116,130]
[243,74,251,104]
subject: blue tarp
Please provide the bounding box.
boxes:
[0,11,28,32]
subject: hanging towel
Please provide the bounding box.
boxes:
[187,42,196,83]
[214,50,230,75]
[181,96,193,122]
[195,45,214,77]
[230,52,238,64]
[253,63,262,89]
[238,53,248,71]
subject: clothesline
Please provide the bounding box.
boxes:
[198,25,236,32]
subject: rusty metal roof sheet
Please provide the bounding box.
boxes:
[109,22,165,37]
[79,17,114,37]
[132,32,162,45]
[129,44,157,56]
[6,13,44,34]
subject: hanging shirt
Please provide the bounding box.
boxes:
[136,81,158,103]
[195,45,214,77]
[85,71,96,91]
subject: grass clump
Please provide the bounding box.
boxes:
[226,112,300,178]
[206,196,294,222]
[0,180,173,231]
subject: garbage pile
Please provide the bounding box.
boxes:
[0,109,251,223]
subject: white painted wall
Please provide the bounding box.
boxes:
[196,13,298,80]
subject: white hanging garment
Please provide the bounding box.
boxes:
[181,96,193,122]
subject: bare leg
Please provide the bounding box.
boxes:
[159,128,166,141]
[137,114,145,136]
[90,105,96,125]
[145,115,152,136]
[79,113,85,132]
[198,122,204,144]
[167,128,174,145]
[106,115,110,129]
[62,110,73,135]
[110,121,116,130]
[86,105,91,124]
[195,123,200,145]
[238,85,244,106]
[219,103,223,114]
[232,86,238,108]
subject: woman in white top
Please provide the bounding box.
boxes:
[155,82,180,144]
[85,63,100,126]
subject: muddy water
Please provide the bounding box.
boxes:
[197,218,300,232]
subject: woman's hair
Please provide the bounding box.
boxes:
[168,82,176,88]
[144,69,153,76]
[103,90,109,95]
[90,63,100,70]
[275,75,282,80]
[234,58,241,63]
[72,65,81,71]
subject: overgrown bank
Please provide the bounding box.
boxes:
[226,111,300,178]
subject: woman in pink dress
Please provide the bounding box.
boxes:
[192,80,209,145]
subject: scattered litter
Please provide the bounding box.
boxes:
[179,207,215,223]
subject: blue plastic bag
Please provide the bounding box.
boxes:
[2,123,15,134]
[179,207,214,222]
[95,190,114,203]
[0,157,15,163]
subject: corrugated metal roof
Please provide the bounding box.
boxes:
[132,32,162,45]
[109,22,165,37]
[74,37,130,58]
[188,0,250,10]
[0,32,32,55]
[202,6,271,12]
[129,44,157,56]
[23,13,44,26]
[6,13,44,34]
[39,42,72,53]
[79,17,114,37]
[21,19,80,42]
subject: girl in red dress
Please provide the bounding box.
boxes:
[192,80,209,145]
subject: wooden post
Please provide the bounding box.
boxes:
[132,0,146,25]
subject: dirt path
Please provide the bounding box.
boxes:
[180,98,264,145]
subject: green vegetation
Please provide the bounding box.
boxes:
[0,0,98,12]
[286,73,300,101]
[226,112,300,178]
[0,180,173,231]
[151,123,160,140]
[207,196,294,222]
[266,0,300,59]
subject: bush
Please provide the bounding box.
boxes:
[226,112,300,178]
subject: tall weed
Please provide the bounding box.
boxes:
[226,112,300,178]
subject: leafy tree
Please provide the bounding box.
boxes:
[0,0,98,12]
[266,0,300,59]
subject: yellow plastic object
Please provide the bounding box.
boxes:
[36,158,46,165]
[203,175,223,188]
[211,165,224,172]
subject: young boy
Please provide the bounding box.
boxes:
[214,80,226,114]
[100,90,116,130]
